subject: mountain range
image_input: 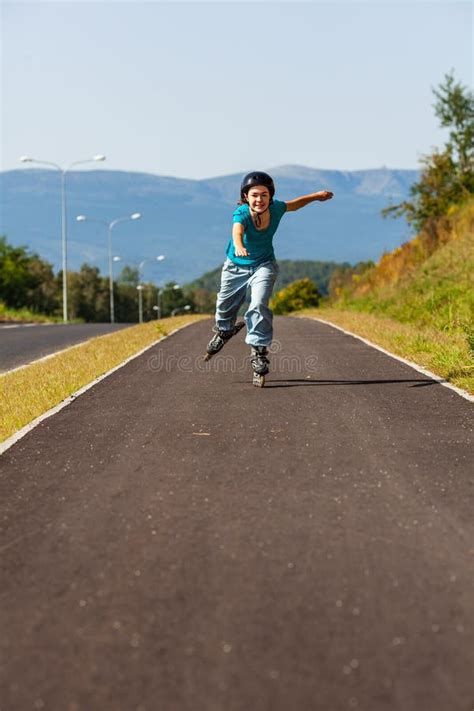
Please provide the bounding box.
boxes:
[0,166,418,285]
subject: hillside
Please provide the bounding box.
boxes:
[329,199,474,336]
[0,166,417,286]
[300,199,474,394]
[185,259,349,297]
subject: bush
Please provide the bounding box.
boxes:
[271,278,321,314]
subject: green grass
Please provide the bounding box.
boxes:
[327,202,474,364]
[298,307,473,395]
[337,229,473,329]
[0,302,66,323]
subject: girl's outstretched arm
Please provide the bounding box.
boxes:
[286,190,334,212]
[232,222,249,257]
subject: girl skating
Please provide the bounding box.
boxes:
[206,171,334,386]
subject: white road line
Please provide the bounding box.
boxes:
[0,323,59,329]
[0,321,199,455]
[311,317,474,403]
[1,326,132,375]
[2,341,102,376]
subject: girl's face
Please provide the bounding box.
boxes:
[246,186,270,212]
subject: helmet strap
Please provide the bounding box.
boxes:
[250,206,269,228]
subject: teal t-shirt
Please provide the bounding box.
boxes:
[226,199,287,266]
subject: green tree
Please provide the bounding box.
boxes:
[433,71,474,179]
[117,265,139,287]
[187,287,215,313]
[114,282,139,322]
[159,282,186,317]
[114,266,140,321]
[270,278,321,314]
[142,283,158,321]
[0,236,59,313]
[68,264,109,322]
[26,255,59,314]
[0,236,34,308]
[382,72,474,231]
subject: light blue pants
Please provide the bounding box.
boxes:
[215,258,279,346]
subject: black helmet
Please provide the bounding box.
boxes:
[240,171,275,202]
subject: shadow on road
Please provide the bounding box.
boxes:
[234,378,443,388]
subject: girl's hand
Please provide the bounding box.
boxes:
[317,191,334,201]
[235,246,249,257]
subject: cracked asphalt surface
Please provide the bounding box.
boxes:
[0,316,472,711]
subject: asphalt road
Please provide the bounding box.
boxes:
[0,323,133,372]
[0,317,472,711]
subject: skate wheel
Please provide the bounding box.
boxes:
[253,373,265,388]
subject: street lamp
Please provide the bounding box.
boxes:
[76,212,141,323]
[136,284,145,324]
[136,255,167,322]
[134,255,166,281]
[20,154,106,322]
[157,283,180,320]
[171,304,192,317]
[118,255,166,324]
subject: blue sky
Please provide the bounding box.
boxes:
[2,1,472,179]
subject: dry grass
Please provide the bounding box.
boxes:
[0,315,209,442]
[344,200,474,299]
[298,307,474,396]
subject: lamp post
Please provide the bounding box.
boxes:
[20,154,106,322]
[171,304,192,317]
[76,213,141,323]
[157,283,180,319]
[137,284,145,324]
[137,255,166,323]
